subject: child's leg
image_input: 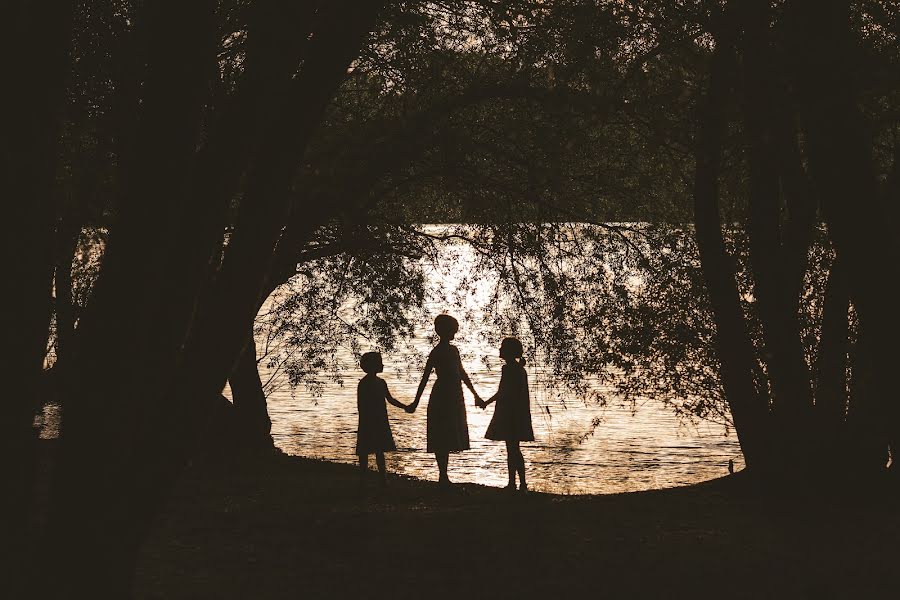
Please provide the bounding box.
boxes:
[513,442,527,489]
[435,452,450,482]
[375,452,387,485]
[504,441,517,488]
[359,454,368,479]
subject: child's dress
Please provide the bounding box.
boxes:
[356,376,397,455]
[485,362,534,442]
[425,343,471,452]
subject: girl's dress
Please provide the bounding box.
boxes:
[356,376,397,455]
[425,343,470,453]
[485,362,534,442]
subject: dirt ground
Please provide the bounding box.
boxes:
[130,451,899,599]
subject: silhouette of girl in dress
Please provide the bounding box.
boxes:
[407,314,482,486]
[481,337,534,492]
[356,352,409,486]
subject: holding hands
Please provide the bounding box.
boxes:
[474,393,486,410]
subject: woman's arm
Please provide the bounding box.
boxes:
[455,347,482,405]
[407,355,433,412]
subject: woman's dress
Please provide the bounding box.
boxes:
[426,344,470,453]
[485,363,534,442]
[356,376,397,454]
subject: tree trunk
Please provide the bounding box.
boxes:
[739,0,814,468]
[692,11,770,470]
[44,4,383,595]
[53,219,81,370]
[43,2,220,595]
[788,0,897,474]
[813,256,850,465]
[845,323,890,472]
[230,335,274,449]
[0,2,74,596]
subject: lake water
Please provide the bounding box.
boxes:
[243,228,745,494]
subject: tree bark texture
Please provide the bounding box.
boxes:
[230,335,274,449]
[788,0,897,470]
[44,4,383,595]
[692,9,770,470]
[0,2,74,597]
[739,0,814,463]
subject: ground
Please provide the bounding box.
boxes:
[133,451,899,599]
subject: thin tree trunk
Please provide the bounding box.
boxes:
[814,256,850,462]
[53,219,81,372]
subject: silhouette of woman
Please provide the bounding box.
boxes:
[481,337,534,492]
[407,314,482,485]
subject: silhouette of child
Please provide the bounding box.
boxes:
[356,351,408,486]
[407,314,482,486]
[480,337,534,492]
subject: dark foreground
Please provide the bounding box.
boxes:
[133,451,899,599]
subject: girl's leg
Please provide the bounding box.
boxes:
[359,454,368,480]
[376,452,387,486]
[513,442,527,491]
[435,452,450,483]
[504,441,517,489]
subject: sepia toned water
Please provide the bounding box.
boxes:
[248,232,745,495]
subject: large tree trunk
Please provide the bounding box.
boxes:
[43,2,220,595]
[739,0,815,470]
[0,2,74,597]
[845,323,891,472]
[230,335,274,449]
[44,4,382,595]
[788,0,897,474]
[692,10,770,470]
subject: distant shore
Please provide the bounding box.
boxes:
[126,448,898,599]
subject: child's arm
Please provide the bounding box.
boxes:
[407,354,434,412]
[482,365,509,407]
[383,381,407,410]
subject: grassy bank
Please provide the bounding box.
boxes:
[130,450,900,599]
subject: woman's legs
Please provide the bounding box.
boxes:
[375,452,387,485]
[435,451,450,483]
[358,454,368,480]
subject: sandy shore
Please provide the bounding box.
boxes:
[129,450,899,599]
